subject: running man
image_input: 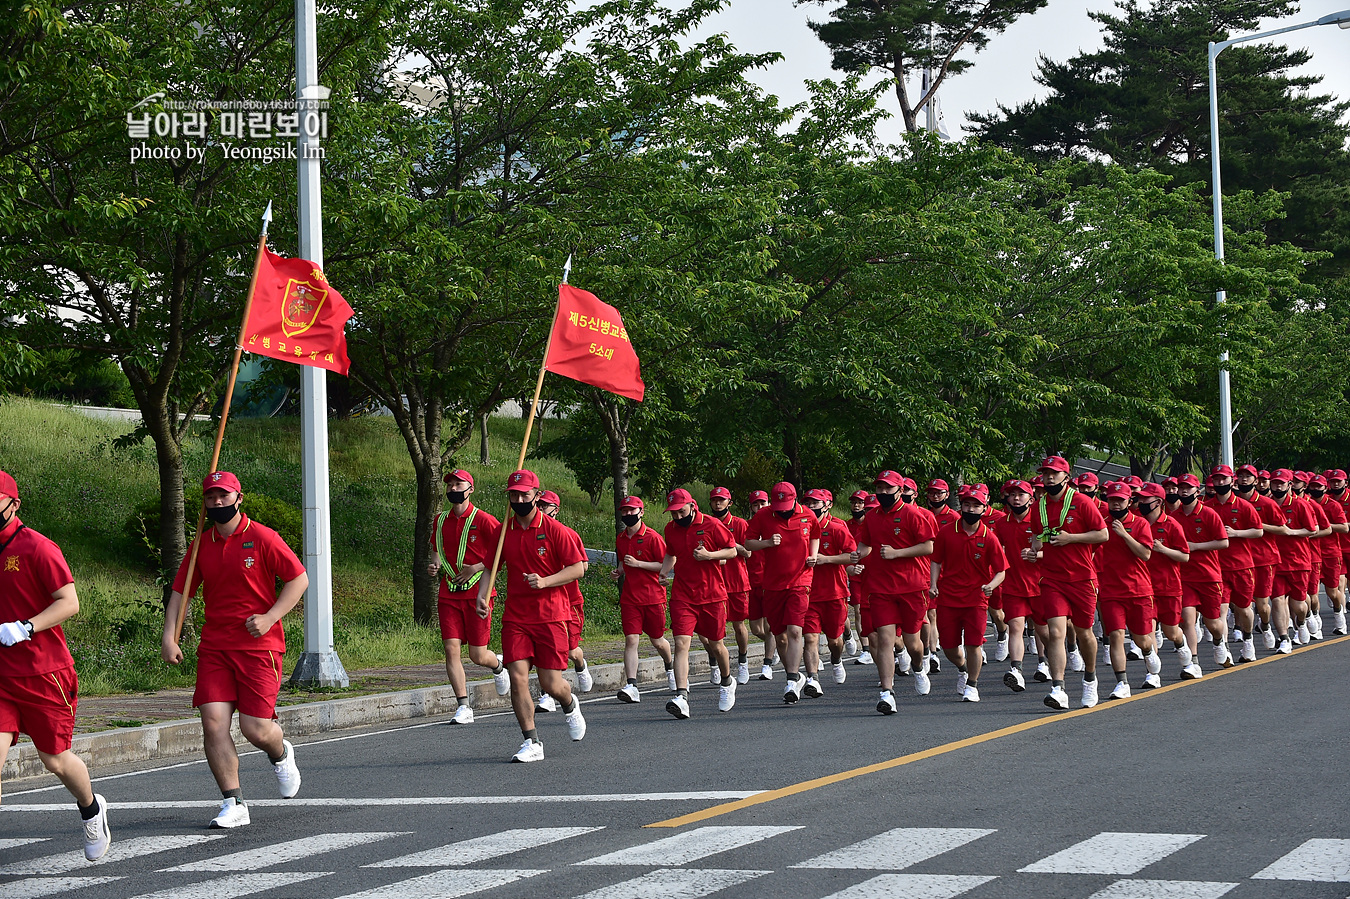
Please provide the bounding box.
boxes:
[533,490,592,712]
[1174,474,1231,676]
[802,489,856,693]
[1236,464,1285,647]
[1206,465,1264,663]
[992,480,1041,692]
[745,490,777,678]
[845,490,871,662]
[613,497,675,702]
[1097,482,1160,696]
[708,487,753,684]
[1137,482,1193,675]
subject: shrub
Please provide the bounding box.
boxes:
[126,486,304,570]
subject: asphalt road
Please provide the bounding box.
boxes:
[5,625,1350,899]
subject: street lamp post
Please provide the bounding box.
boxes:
[1207,9,1350,469]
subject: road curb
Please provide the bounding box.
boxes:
[3,646,770,781]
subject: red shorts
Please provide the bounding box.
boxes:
[1308,562,1322,597]
[868,591,928,635]
[1321,556,1342,591]
[438,597,492,647]
[804,598,849,639]
[1275,570,1308,601]
[568,602,585,652]
[748,586,765,621]
[501,619,570,670]
[1154,593,1183,628]
[621,602,667,640]
[1182,580,1224,621]
[671,600,727,642]
[988,587,1002,612]
[1100,595,1154,637]
[859,601,874,636]
[936,605,987,648]
[763,587,810,634]
[1000,593,1036,622]
[1036,579,1098,630]
[1254,564,1276,599]
[1222,567,1256,610]
[193,648,283,719]
[726,590,750,622]
[0,667,78,755]
[1343,554,1350,581]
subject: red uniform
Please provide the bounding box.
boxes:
[991,508,1040,623]
[616,523,668,639]
[557,520,588,652]
[746,523,768,621]
[1334,488,1350,574]
[1098,511,1155,637]
[1274,492,1317,600]
[1175,502,1227,621]
[1031,489,1106,629]
[1248,492,1286,598]
[664,511,734,641]
[746,504,821,633]
[431,504,501,647]
[930,504,959,528]
[859,502,938,634]
[1206,493,1261,610]
[0,517,79,754]
[805,513,856,638]
[1146,512,1189,628]
[498,509,587,670]
[1307,499,1330,596]
[715,512,752,621]
[1317,494,1346,591]
[930,519,1008,647]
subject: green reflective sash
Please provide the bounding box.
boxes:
[435,506,480,592]
[1037,486,1076,541]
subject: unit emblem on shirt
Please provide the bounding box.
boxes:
[244,556,256,569]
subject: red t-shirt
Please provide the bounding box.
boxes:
[845,514,868,601]
[859,502,938,595]
[1275,493,1317,572]
[1317,495,1347,562]
[1249,493,1286,568]
[664,511,734,605]
[812,514,857,602]
[1097,511,1154,599]
[499,509,587,624]
[712,512,751,594]
[1174,502,1227,583]
[745,504,822,592]
[1205,494,1262,571]
[0,518,76,676]
[746,523,767,590]
[431,504,501,601]
[985,508,1007,526]
[930,519,1008,607]
[555,520,586,610]
[172,514,305,653]
[930,504,959,528]
[1334,489,1350,553]
[1146,512,1188,598]
[1031,490,1106,584]
[615,523,667,606]
[991,509,1039,597]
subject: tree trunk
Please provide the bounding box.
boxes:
[591,392,630,527]
[411,462,442,626]
[783,427,803,488]
[1169,443,1193,478]
[479,412,490,464]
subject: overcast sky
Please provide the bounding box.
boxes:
[689,1,1350,141]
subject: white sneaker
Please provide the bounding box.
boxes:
[272,740,301,799]
[980,646,988,664]
[784,673,804,703]
[564,704,587,741]
[802,676,823,698]
[1238,639,1256,663]
[955,670,969,696]
[1003,667,1025,692]
[667,670,678,691]
[876,689,897,715]
[1145,650,1162,676]
[1213,643,1230,667]
[759,663,775,680]
[1081,678,1099,708]
[913,669,931,695]
[617,683,641,703]
[1262,628,1277,649]
[1277,638,1292,655]
[928,654,942,674]
[1125,641,1144,661]
[493,657,510,696]
[1181,663,1203,679]
[737,662,750,684]
[709,667,721,687]
[1142,672,1162,690]
[962,684,981,703]
[576,665,593,693]
[665,694,691,719]
[1177,644,1193,669]
[1335,612,1347,635]
[511,739,544,762]
[896,650,912,676]
[1298,623,1310,643]
[855,650,874,666]
[210,797,250,828]
[1034,661,1051,683]
[833,662,847,684]
[1311,616,1324,639]
[1067,649,1085,672]
[536,693,558,713]
[82,794,110,861]
[994,634,1009,662]
[1044,686,1070,711]
[718,679,736,712]
[451,704,475,724]
[1109,680,1131,700]
[845,636,859,656]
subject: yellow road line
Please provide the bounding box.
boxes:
[647,633,1349,828]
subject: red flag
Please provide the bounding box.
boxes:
[544,284,645,401]
[242,248,354,375]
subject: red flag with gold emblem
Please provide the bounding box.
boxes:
[544,284,644,401]
[242,248,353,375]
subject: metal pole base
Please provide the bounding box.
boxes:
[289,651,350,688]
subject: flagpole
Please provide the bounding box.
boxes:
[174,203,273,644]
[479,260,570,605]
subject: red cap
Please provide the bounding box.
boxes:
[1237,464,1259,477]
[1104,482,1132,500]
[901,477,918,492]
[805,488,832,504]
[1258,470,1271,480]
[1177,474,1200,488]
[1005,479,1032,495]
[850,490,870,502]
[538,490,561,507]
[1075,472,1099,488]
[665,488,695,511]
[928,479,949,491]
[1030,475,1044,487]
[748,490,769,504]
[1311,475,1328,487]
[1211,464,1234,478]
[710,487,732,500]
[874,470,903,487]
[957,484,989,504]
[443,468,474,487]
[1163,476,1179,488]
[1138,482,1166,499]
[1204,476,1214,488]
[1329,469,1348,481]
[770,481,797,512]
[864,495,881,510]
[1123,475,1143,488]
[1293,471,1310,484]
[1038,455,1071,473]
[1271,469,1294,483]
[619,496,644,511]
[0,470,16,500]
[507,469,541,491]
[203,471,242,494]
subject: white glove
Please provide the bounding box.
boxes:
[0,620,32,646]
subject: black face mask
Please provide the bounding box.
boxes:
[1179,493,1199,508]
[1257,486,1271,496]
[930,499,947,510]
[807,507,824,520]
[901,492,916,504]
[0,500,15,529]
[1045,479,1066,496]
[712,506,731,519]
[1109,507,1129,520]
[1080,489,1097,499]
[1271,486,1289,499]
[510,500,537,519]
[960,511,983,525]
[1008,501,1030,516]
[774,509,792,520]
[1137,501,1157,517]
[674,512,694,528]
[876,492,898,510]
[851,509,866,520]
[1236,483,1255,494]
[620,513,641,528]
[1164,492,1180,505]
[446,489,468,505]
[1310,488,1326,499]
[207,503,240,525]
[1334,486,1348,497]
[1214,483,1233,496]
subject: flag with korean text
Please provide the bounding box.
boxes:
[544,284,644,401]
[242,248,353,375]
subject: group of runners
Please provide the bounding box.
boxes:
[2,454,1345,856]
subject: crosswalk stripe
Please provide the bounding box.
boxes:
[2,876,123,899]
[574,825,802,866]
[365,826,603,867]
[1086,879,1239,898]
[1018,832,1206,875]
[0,835,226,876]
[571,867,769,899]
[816,873,996,899]
[0,793,759,812]
[161,832,409,872]
[125,872,331,899]
[330,868,547,898]
[0,837,48,850]
[792,827,996,870]
[1252,838,1350,881]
